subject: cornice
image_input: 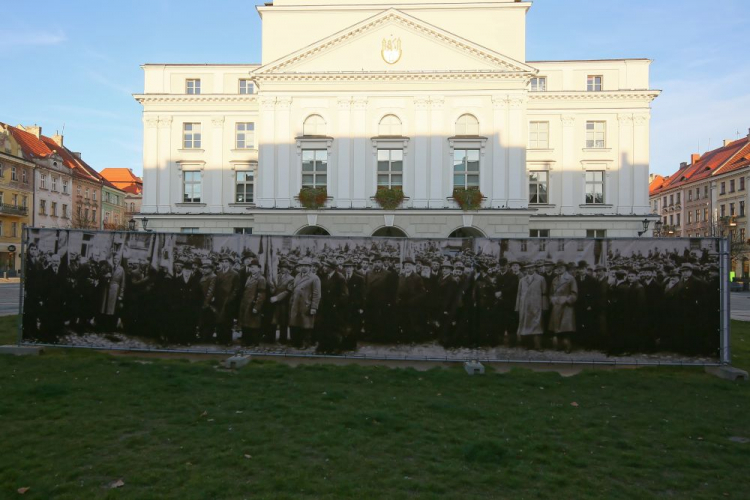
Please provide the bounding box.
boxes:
[254,71,531,83]
[255,9,536,75]
[133,94,259,104]
[528,90,661,102]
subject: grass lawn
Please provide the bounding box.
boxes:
[1,318,749,499]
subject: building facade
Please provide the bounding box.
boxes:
[101,182,127,230]
[100,168,143,222]
[136,0,660,237]
[0,126,34,272]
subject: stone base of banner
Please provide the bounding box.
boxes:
[0,345,43,356]
[705,365,748,382]
[464,361,485,376]
[223,355,251,370]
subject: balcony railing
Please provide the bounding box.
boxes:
[0,204,28,216]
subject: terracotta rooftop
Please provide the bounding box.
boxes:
[3,123,55,159]
[648,175,666,196]
[100,168,143,184]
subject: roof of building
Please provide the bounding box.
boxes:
[3,123,55,159]
[714,141,750,177]
[648,175,666,196]
[119,184,143,195]
[39,135,101,182]
[100,168,143,184]
[651,136,750,195]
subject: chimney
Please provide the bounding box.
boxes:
[72,152,82,159]
[691,153,701,164]
[724,139,733,147]
[20,125,42,138]
[52,134,64,147]
[679,162,688,170]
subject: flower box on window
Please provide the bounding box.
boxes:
[372,186,406,210]
[297,187,329,210]
[452,187,484,211]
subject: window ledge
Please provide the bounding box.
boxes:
[529,203,556,208]
[579,204,613,208]
[230,148,257,153]
[175,203,207,207]
[228,203,256,207]
[177,148,205,153]
[527,148,554,153]
[582,148,612,153]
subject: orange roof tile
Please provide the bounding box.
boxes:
[100,168,142,184]
[3,123,55,159]
[39,135,101,182]
[648,175,666,196]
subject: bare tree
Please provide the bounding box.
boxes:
[71,208,98,230]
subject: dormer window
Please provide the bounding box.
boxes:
[587,75,603,91]
[530,77,547,92]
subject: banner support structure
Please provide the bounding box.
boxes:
[16,226,26,346]
[719,237,731,364]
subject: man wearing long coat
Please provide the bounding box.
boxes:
[214,254,240,344]
[494,258,519,344]
[239,259,267,346]
[99,255,125,332]
[516,263,548,349]
[548,261,578,351]
[288,258,321,348]
[364,255,394,342]
[395,258,426,343]
[317,260,349,353]
[269,261,294,344]
[198,259,217,342]
[342,260,365,350]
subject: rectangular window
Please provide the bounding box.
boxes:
[721,204,726,217]
[85,188,90,199]
[730,179,736,192]
[11,222,17,238]
[62,204,68,218]
[663,196,667,207]
[376,149,404,189]
[51,202,57,217]
[234,228,253,235]
[586,230,606,238]
[741,177,746,191]
[688,190,692,201]
[741,228,746,241]
[669,194,674,206]
[587,75,603,91]
[21,195,27,208]
[453,149,480,189]
[181,227,199,234]
[704,185,709,198]
[530,77,547,92]
[696,187,700,200]
[585,121,606,148]
[741,201,746,217]
[183,171,202,203]
[235,122,255,149]
[22,168,27,183]
[92,209,97,222]
[529,171,549,204]
[720,182,726,194]
[77,185,81,196]
[235,171,254,203]
[40,174,46,189]
[11,166,17,181]
[183,123,202,149]
[730,203,736,216]
[687,212,692,224]
[529,229,550,238]
[239,79,254,94]
[301,150,328,188]
[528,121,549,149]
[52,176,58,192]
[676,213,681,226]
[703,208,708,221]
[93,190,97,201]
[585,171,604,204]
[695,209,700,223]
[186,79,201,95]
[12,194,17,206]
[39,199,46,215]
[62,179,68,194]
[676,192,681,204]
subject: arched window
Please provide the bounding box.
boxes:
[455,114,479,136]
[296,225,330,236]
[372,227,407,237]
[303,115,326,136]
[378,114,402,136]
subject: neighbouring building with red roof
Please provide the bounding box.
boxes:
[101,180,128,230]
[100,168,143,220]
[649,131,750,276]
[5,124,74,231]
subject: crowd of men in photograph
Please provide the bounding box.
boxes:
[23,238,720,358]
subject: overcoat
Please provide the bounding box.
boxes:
[548,272,578,333]
[516,273,548,336]
[239,274,267,329]
[270,273,294,326]
[100,264,125,315]
[288,272,321,329]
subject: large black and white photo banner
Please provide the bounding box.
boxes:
[21,228,724,364]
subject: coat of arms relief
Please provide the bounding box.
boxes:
[381,36,402,64]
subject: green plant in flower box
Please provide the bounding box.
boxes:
[298,187,328,209]
[373,186,406,210]
[452,187,483,211]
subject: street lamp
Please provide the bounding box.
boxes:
[654,220,663,237]
[128,218,136,231]
[141,217,152,232]
[637,218,651,237]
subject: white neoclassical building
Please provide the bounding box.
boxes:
[135,0,660,237]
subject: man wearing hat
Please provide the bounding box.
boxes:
[516,262,547,350]
[288,257,321,348]
[606,266,630,355]
[548,259,578,352]
[473,260,498,346]
[198,258,218,342]
[173,257,203,344]
[494,257,519,346]
[364,254,395,342]
[316,259,349,353]
[342,259,365,350]
[437,260,464,347]
[239,259,267,346]
[674,262,706,355]
[396,257,427,343]
[575,260,598,350]
[214,253,241,344]
[639,263,663,352]
[269,260,294,344]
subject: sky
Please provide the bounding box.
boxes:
[0,0,747,178]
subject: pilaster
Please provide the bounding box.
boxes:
[258,97,276,208]
[490,95,508,208]
[351,98,368,208]
[156,116,172,213]
[632,113,650,214]
[336,98,352,208]
[507,94,527,208]
[618,114,635,214]
[275,97,292,208]
[209,116,224,213]
[413,98,430,208]
[428,97,445,208]
[142,116,159,212]
[560,114,576,214]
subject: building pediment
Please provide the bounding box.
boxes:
[253,9,536,78]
